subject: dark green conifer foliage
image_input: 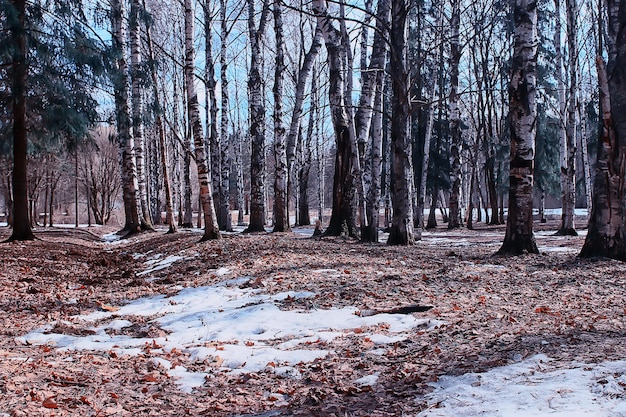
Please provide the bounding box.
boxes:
[0,0,104,241]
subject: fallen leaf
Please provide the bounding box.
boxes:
[42,397,58,409]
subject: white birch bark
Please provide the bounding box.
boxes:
[497,0,539,255]
[286,27,322,218]
[311,0,359,237]
[357,0,389,242]
[272,0,288,232]
[244,0,271,232]
[129,0,153,230]
[447,0,462,229]
[144,0,176,233]
[110,0,141,233]
[184,0,220,240]
[219,0,232,231]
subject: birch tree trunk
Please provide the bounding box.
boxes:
[220,0,232,231]
[497,0,539,255]
[358,0,390,242]
[184,0,220,240]
[286,27,322,223]
[272,0,289,232]
[387,0,414,245]
[556,0,578,235]
[129,0,153,230]
[144,0,176,233]
[244,0,270,232]
[447,0,462,229]
[176,73,194,228]
[580,106,592,214]
[111,0,141,234]
[365,73,385,243]
[312,0,359,238]
[580,0,626,260]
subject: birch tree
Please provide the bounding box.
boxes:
[272,0,289,232]
[358,0,390,242]
[447,0,462,229]
[129,0,153,230]
[184,0,220,240]
[387,0,414,245]
[580,0,626,260]
[497,0,539,255]
[312,0,359,238]
[244,0,271,232]
[144,0,176,233]
[556,0,578,235]
[219,0,232,231]
[286,26,322,225]
[111,0,142,234]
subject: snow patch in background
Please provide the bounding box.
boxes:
[418,354,626,417]
[18,273,436,393]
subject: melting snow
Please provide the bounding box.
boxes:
[18,270,436,393]
[418,355,626,416]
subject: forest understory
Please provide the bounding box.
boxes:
[0,220,624,416]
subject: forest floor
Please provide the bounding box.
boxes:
[0,219,625,416]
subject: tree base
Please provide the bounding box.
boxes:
[496,235,539,255]
[243,224,266,233]
[579,234,626,260]
[181,223,194,228]
[360,225,379,243]
[5,231,36,242]
[199,231,221,242]
[555,227,577,236]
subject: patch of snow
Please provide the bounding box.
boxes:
[168,365,206,393]
[137,255,184,276]
[354,373,379,386]
[101,233,121,243]
[214,267,231,276]
[418,354,626,417]
[18,277,436,393]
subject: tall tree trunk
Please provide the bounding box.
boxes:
[447,0,462,229]
[272,0,289,232]
[387,0,414,245]
[556,0,578,236]
[111,0,141,235]
[580,106,592,214]
[497,0,539,255]
[244,0,270,233]
[184,0,220,240]
[204,2,229,231]
[144,0,176,233]
[286,27,322,226]
[8,0,34,241]
[129,0,153,230]
[580,16,626,262]
[312,0,359,238]
[219,0,232,231]
[358,0,390,242]
[364,71,385,242]
[176,73,193,228]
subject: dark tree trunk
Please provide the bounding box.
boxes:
[387,0,414,245]
[580,1,626,261]
[313,0,359,238]
[8,0,35,241]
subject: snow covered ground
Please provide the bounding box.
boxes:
[419,355,626,416]
[18,260,437,393]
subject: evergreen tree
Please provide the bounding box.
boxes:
[1,0,104,241]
